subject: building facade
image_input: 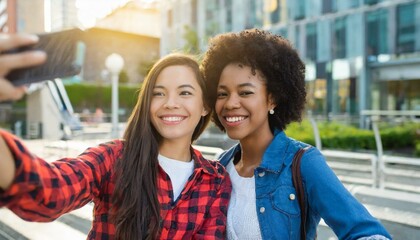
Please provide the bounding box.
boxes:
[16,0,79,33]
[86,1,160,84]
[161,0,420,123]
[0,0,17,32]
[6,0,160,84]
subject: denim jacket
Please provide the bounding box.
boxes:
[218,130,391,240]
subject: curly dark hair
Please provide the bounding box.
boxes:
[201,28,306,132]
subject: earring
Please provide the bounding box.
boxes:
[269,109,275,115]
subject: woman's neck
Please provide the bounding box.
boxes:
[159,140,192,162]
[240,129,274,163]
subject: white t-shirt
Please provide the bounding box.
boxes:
[158,154,194,201]
[226,160,262,240]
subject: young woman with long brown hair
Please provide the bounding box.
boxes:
[0,33,231,239]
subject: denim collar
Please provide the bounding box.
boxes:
[219,129,291,173]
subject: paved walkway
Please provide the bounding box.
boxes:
[0,135,107,239]
[0,207,89,240]
[1,126,420,239]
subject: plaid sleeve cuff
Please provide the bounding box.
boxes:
[0,129,42,206]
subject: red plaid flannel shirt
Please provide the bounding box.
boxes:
[0,130,232,239]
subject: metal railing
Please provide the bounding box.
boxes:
[321,150,378,188]
[310,110,420,192]
[379,155,420,193]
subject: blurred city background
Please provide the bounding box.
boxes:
[0,0,419,239]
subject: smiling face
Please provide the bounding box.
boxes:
[215,63,275,142]
[150,65,207,145]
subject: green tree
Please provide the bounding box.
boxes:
[182,25,200,54]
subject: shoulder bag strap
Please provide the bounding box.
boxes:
[292,147,310,240]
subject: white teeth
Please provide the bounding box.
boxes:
[226,116,245,122]
[162,116,183,122]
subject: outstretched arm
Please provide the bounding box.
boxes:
[0,33,46,189]
[0,130,122,222]
[301,148,391,239]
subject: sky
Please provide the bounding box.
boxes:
[75,0,132,28]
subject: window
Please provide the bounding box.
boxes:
[306,23,317,61]
[270,0,281,24]
[294,0,305,20]
[332,78,355,114]
[295,25,301,52]
[167,9,172,28]
[306,62,328,115]
[350,0,360,8]
[364,0,381,6]
[396,3,415,54]
[278,28,288,38]
[205,0,219,36]
[322,0,337,14]
[225,0,232,31]
[366,9,388,56]
[247,0,263,28]
[191,0,197,26]
[333,17,346,59]
[205,0,218,19]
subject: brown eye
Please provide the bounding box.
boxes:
[180,91,193,96]
[239,91,253,96]
[217,92,227,98]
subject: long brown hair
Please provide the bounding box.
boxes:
[112,53,211,240]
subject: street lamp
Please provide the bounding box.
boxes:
[105,53,124,139]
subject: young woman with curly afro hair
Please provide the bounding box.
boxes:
[201,29,391,240]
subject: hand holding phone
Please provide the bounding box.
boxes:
[0,33,47,101]
[4,28,85,86]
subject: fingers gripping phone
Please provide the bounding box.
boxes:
[6,28,85,86]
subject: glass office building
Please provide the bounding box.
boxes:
[161,0,420,120]
[267,0,420,119]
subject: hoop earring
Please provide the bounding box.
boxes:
[269,109,275,115]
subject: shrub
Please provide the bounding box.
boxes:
[285,120,419,156]
[285,120,315,145]
[64,83,139,114]
[380,123,418,149]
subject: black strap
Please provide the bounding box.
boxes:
[292,147,310,240]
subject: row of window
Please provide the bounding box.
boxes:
[272,0,391,22]
[271,1,419,62]
[167,0,418,62]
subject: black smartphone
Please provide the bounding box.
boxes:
[5,28,85,86]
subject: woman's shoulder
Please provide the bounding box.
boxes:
[283,137,327,173]
[76,139,125,168]
[99,139,125,149]
[192,147,230,178]
[207,158,230,176]
[83,139,125,155]
[286,136,322,159]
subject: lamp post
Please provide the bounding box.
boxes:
[105,53,124,139]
